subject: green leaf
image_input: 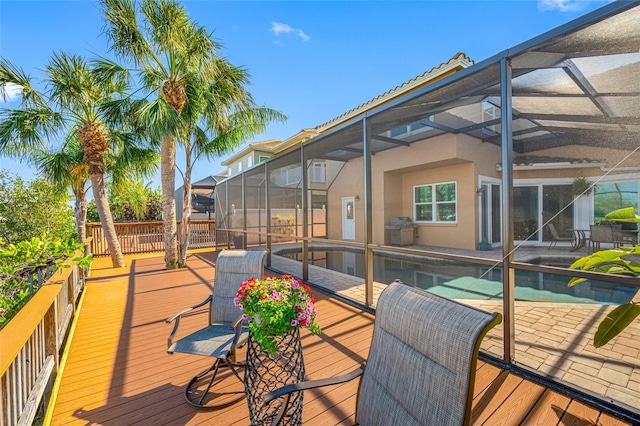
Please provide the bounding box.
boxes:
[605,206,636,220]
[594,302,640,348]
[568,277,587,287]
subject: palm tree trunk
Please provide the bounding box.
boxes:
[74,192,87,242]
[178,163,193,267]
[161,136,178,269]
[90,172,125,267]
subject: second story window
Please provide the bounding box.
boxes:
[311,162,326,183]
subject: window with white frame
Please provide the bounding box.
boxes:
[414,181,457,223]
[482,100,499,133]
[311,162,326,182]
[258,155,270,163]
[388,116,434,138]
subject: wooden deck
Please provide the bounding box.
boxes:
[47,250,632,425]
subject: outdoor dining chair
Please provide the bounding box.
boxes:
[264,281,502,426]
[166,249,268,409]
[547,223,572,249]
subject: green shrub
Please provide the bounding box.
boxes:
[0,234,93,329]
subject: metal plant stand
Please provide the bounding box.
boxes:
[244,329,305,426]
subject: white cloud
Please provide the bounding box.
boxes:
[537,0,588,12]
[0,83,22,104]
[271,21,310,42]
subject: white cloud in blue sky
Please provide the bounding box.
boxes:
[271,22,310,42]
[537,0,592,12]
[0,83,22,104]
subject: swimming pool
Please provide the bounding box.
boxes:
[280,249,637,305]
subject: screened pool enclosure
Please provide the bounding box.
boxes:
[215,2,640,420]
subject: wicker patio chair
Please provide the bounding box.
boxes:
[589,224,615,252]
[166,249,267,409]
[264,281,502,426]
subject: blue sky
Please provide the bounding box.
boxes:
[0,0,609,188]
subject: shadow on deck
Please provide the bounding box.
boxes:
[47,250,632,425]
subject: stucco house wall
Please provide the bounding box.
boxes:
[325,132,502,249]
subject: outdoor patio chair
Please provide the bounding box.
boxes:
[264,281,502,426]
[166,249,268,409]
[589,224,614,252]
[547,223,571,249]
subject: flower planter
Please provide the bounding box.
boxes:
[244,328,305,426]
[479,242,492,251]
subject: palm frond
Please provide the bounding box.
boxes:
[33,133,89,196]
[45,52,95,114]
[0,58,48,108]
[0,107,63,157]
[91,56,132,94]
[141,0,190,58]
[100,0,157,66]
[138,98,179,141]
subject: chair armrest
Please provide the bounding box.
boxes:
[166,295,212,349]
[229,314,248,360]
[263,364,365,426]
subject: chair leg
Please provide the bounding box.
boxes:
[184,357,246,409]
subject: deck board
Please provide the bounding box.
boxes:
[48,250,632,425]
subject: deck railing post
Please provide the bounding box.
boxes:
[42,299,59,414]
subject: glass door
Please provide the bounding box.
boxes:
[514,186,539,242]
[480,182,502,245]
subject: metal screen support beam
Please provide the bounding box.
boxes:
[242,172,247,249]
[265,162,272,267]
[500,56,515,364]
[301,146,309,281]
[363,117,374,307]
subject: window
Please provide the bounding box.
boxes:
[414,182,457,223]
[388,116,434,138]
[247,156,253,168]
[259,155,270,163]
[311,162,326,182]
[482,100,500,134]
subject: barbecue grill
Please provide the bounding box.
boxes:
[385,217,417,246]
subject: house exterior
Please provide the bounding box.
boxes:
[175,175,221,220]
[220,49,640,251]
[214,3,640,416]
[221,131,320,178]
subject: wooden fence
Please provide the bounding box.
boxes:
[0,251,88,426]
[87,220,215,256]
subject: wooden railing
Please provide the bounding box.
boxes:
[87,220,215,256]
[0,251,89,426]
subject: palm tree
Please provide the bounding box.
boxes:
[100,0,224,269]
[0,53,131,267]
[36,132,158,243]
[36,136,91,242]
[175,60,285,266]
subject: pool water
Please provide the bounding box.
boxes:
[281,250,637,305]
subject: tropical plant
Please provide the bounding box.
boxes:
[0,53,131,267]
[0,234,93,328]
[0,170,76,243]
[234,275,321,354]
[174,60,285,266]
[88,182,162,222]
[100,0,225,269]
[571,176,592,197]
[568,207,640,347]
[35,133,157,243]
